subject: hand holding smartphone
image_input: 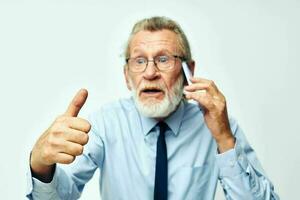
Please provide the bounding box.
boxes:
[182,62,204,111]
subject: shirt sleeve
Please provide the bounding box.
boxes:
[215,118,280,200]
[26,111,105,200]
[26,165,67,200]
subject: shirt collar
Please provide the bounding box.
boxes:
[140,100,185,137]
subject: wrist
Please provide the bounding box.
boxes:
[215,132,235,153]
[30,151,55,183]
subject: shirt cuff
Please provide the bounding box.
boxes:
[215,141,249,178]
[31,170,58,193]
[26,154,59,197]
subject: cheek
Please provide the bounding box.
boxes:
[128,74,142,89]
[163,72,181,91]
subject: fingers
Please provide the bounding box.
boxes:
[60,141,84,157]
[55,153,75,164]
[38,135,86,165]
[31,89,90,168]
[65,89,88,117]
[63,128,89,145]
[67,117,91,132]
[55,116,91,133]
[53,116,90,143]
[184,77,219,95]
[50,140,84,163]
[42,116,90,165]
[185,90,215,110]
[184,77,226,110]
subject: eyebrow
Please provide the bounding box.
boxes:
[131,49,174,57]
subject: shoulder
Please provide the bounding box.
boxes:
[228,115,240,135]
[183,100,240,132]
[88,97,140,141]
[88,97,137,125]
[182,100,204,121]
[100,97,136,113]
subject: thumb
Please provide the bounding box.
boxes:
[64,88,88,117]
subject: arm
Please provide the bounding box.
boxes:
[26,127,104,200]
[26,89,105,199]
[216,119,279,200]
[185,77,279,199]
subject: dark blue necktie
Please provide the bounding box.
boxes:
[154,121,168,200]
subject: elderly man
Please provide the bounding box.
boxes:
[27,16,279,199]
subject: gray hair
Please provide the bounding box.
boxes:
[124,16,192,62]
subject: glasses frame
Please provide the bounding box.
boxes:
[126,55,186,73]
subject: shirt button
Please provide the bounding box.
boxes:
[229,160,235,167]
[238,155,243,161]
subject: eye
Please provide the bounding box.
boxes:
[135,57,147,65]
[157,55,169,63]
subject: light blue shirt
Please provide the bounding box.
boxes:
[26,97,279,199]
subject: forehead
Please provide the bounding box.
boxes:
[129,30,179,55]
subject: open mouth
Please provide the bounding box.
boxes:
[140,87,164,97]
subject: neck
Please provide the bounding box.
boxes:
[153,100,182,122]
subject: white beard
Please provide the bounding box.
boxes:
[129,74,184,118]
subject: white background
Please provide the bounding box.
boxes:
[0,0,299,199]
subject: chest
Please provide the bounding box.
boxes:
[101,122,219,199]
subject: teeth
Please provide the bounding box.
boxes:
[144,89,160,92]
[142,89,162,93]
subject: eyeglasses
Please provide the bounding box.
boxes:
[126,54,185,73]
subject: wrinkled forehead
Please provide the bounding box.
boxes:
[129,30,180,56]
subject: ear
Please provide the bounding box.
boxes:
[124,65,132,90]
[188,60,195,76]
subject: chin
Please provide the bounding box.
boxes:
[134,93,181,118]
[139,96,164,106]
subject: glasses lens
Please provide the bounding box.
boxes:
[129,57,147,72]
[155,55,175,71]
[127,55,178,72]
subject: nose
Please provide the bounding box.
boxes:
[143,61,160,80]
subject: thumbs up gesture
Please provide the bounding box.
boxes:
[30,89,91,182]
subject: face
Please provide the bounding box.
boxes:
[124,30,184,118]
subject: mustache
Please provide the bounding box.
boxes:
[137,82,166,92]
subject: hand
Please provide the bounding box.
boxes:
[184,77,235,153]
[30,89,91,181]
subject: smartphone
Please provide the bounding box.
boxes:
[182,62,204,111]
[182,61,192,85]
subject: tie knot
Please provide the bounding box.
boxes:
[157,121,168,134]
